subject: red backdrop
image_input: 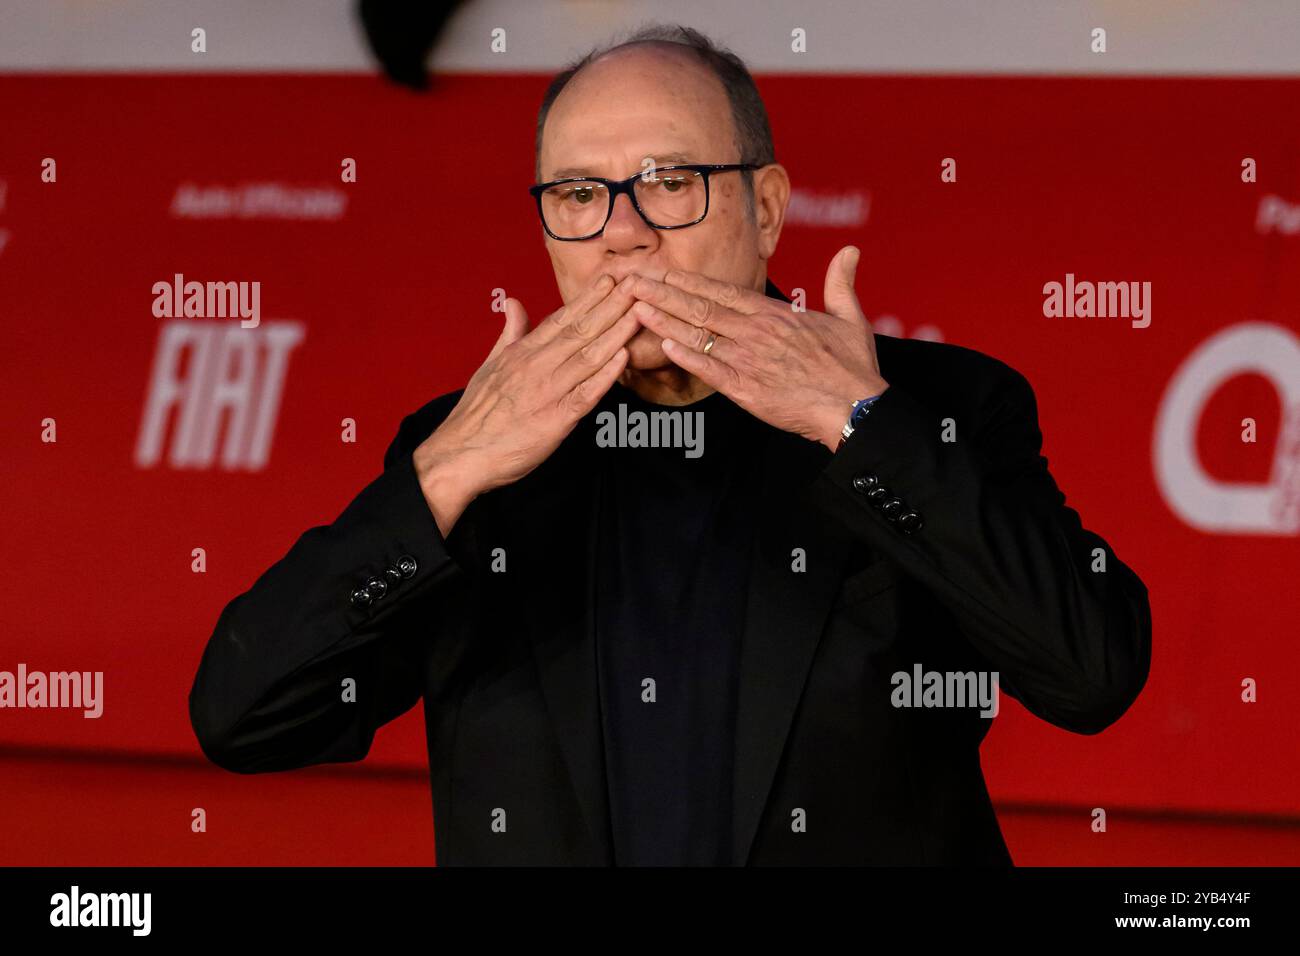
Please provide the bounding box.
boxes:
[2,73,1298,864]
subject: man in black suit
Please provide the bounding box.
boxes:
[189,25,1151,865]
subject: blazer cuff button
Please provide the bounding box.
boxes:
[851,474,879,494]
[897,511,923,534]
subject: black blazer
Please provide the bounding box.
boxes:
[189,283,1152,865]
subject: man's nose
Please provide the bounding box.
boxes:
[601,192,656,252]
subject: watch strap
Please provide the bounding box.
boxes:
[837,393,884,450]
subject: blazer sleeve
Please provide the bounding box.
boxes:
[808,365,1152,735]
[188,394,467,772]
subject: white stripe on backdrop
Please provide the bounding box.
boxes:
[1,0,1299,75]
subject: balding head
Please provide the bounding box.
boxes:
[535,24,775,182]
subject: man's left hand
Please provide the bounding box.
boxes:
[629,245,889,452]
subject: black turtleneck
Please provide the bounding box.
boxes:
[592,379,764,866]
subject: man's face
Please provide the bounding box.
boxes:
[536,44,784,371]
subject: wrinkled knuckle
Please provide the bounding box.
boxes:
[689,297,713,326]
[558,314,584,339]
[718,282,741,306]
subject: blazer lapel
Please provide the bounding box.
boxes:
[506,436,615,865]
[731,425,852,864]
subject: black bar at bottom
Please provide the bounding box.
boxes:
[0,866,1291,941]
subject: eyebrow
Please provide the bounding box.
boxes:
[547,152,695,180]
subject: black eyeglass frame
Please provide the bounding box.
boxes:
[528,163,762,241]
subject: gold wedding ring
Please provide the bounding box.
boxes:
[702,332,717,355]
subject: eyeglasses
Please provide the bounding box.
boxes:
[529,163,761,241]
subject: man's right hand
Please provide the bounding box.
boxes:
[412,273,642,536]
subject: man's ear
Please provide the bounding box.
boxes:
[753,163,790,261]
